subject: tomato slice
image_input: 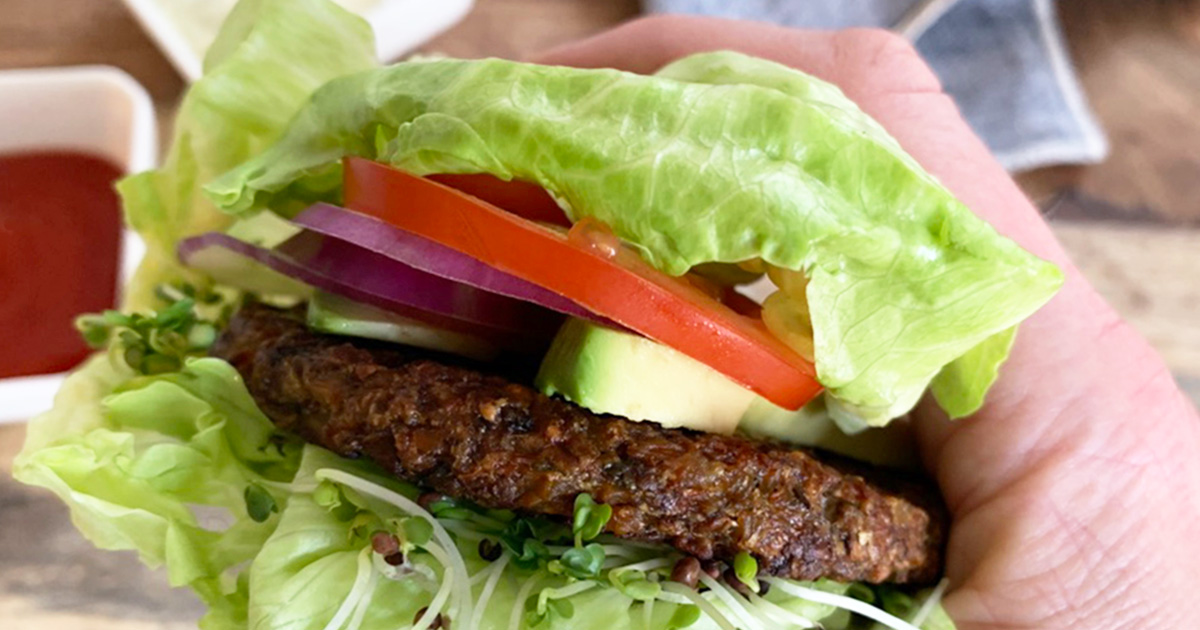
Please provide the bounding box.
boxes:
[344,157,821,409]
[427,173,569,226]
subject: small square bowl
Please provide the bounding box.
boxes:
[0,65,156,424]
[122,0,476,82]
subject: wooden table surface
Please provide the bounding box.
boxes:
[2,0,1198,628]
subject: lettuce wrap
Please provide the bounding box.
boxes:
[14,0,1065,628]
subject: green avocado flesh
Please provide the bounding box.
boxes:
[538,318,920,468]
[307,291,499,360]
[207,48,1062,427]
[15,0,971,628]
[738,396,920,470]
[536,318,757,434]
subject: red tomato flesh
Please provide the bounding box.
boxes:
[427,173,569,227]
[344,157,821,410]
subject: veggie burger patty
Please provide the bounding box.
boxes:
[212,303,948,585]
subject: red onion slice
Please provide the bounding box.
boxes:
[291,203,613,326]
[178,231,559,346]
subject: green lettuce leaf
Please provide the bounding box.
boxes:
[16,352,865,630]
[13,357,303,629]
[14,3,373,625]
[15,1,964,629]
[115,0,376,310]
[244,447,429,630]
[658,53,1050,424]
[204,52,1060,424]
[873,585,957,630]
[931,326,1018,418]
[246,446,848,630]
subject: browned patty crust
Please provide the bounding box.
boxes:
[211,303,947,584]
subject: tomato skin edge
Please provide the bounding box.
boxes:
[427,173,569,226]
[343,157,822,410]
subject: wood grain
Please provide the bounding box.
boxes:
[2,0,185,143]
[1024,0,1200,222]
[0,423,205,629]
[1054,222,1200,403]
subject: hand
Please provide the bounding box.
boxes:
[535,16,1200,630]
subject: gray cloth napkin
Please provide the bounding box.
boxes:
[644,0,1108,172]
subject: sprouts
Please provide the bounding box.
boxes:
[469,555,510,630]
[766,578,925,630]
[320,548,374,630]
[307,468,945,630]
[910,578,950,628]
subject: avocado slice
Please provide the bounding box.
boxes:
[739,395,920,470]
[535,318,756,434]
[537,318,920,467]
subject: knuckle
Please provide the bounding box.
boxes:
[842,28,920,61]
[612,14,712,69]
[620,14,689,41]
[834,28,941,93]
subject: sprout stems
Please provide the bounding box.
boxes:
[764,578,924,630]
[469,555,510,630]
[316,469,473,624]
[698,573,769,630]
[660,583,737,630]
[315,467,941,630]
[320,548,373,630]
[910,578,950,628]
[412,543,455,630]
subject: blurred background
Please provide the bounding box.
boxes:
[1,0,1197,627]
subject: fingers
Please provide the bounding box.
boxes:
[532,20,1200,628]
[533,14,836,74]
[532,15,942,97]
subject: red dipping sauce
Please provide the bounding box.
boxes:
[0,151,123,379]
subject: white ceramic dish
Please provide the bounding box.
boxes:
[122,0,476,82]
[0,66,156,424]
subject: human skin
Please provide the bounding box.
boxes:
[534,16,1200,630]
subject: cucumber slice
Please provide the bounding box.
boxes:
[307,291,500,361]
